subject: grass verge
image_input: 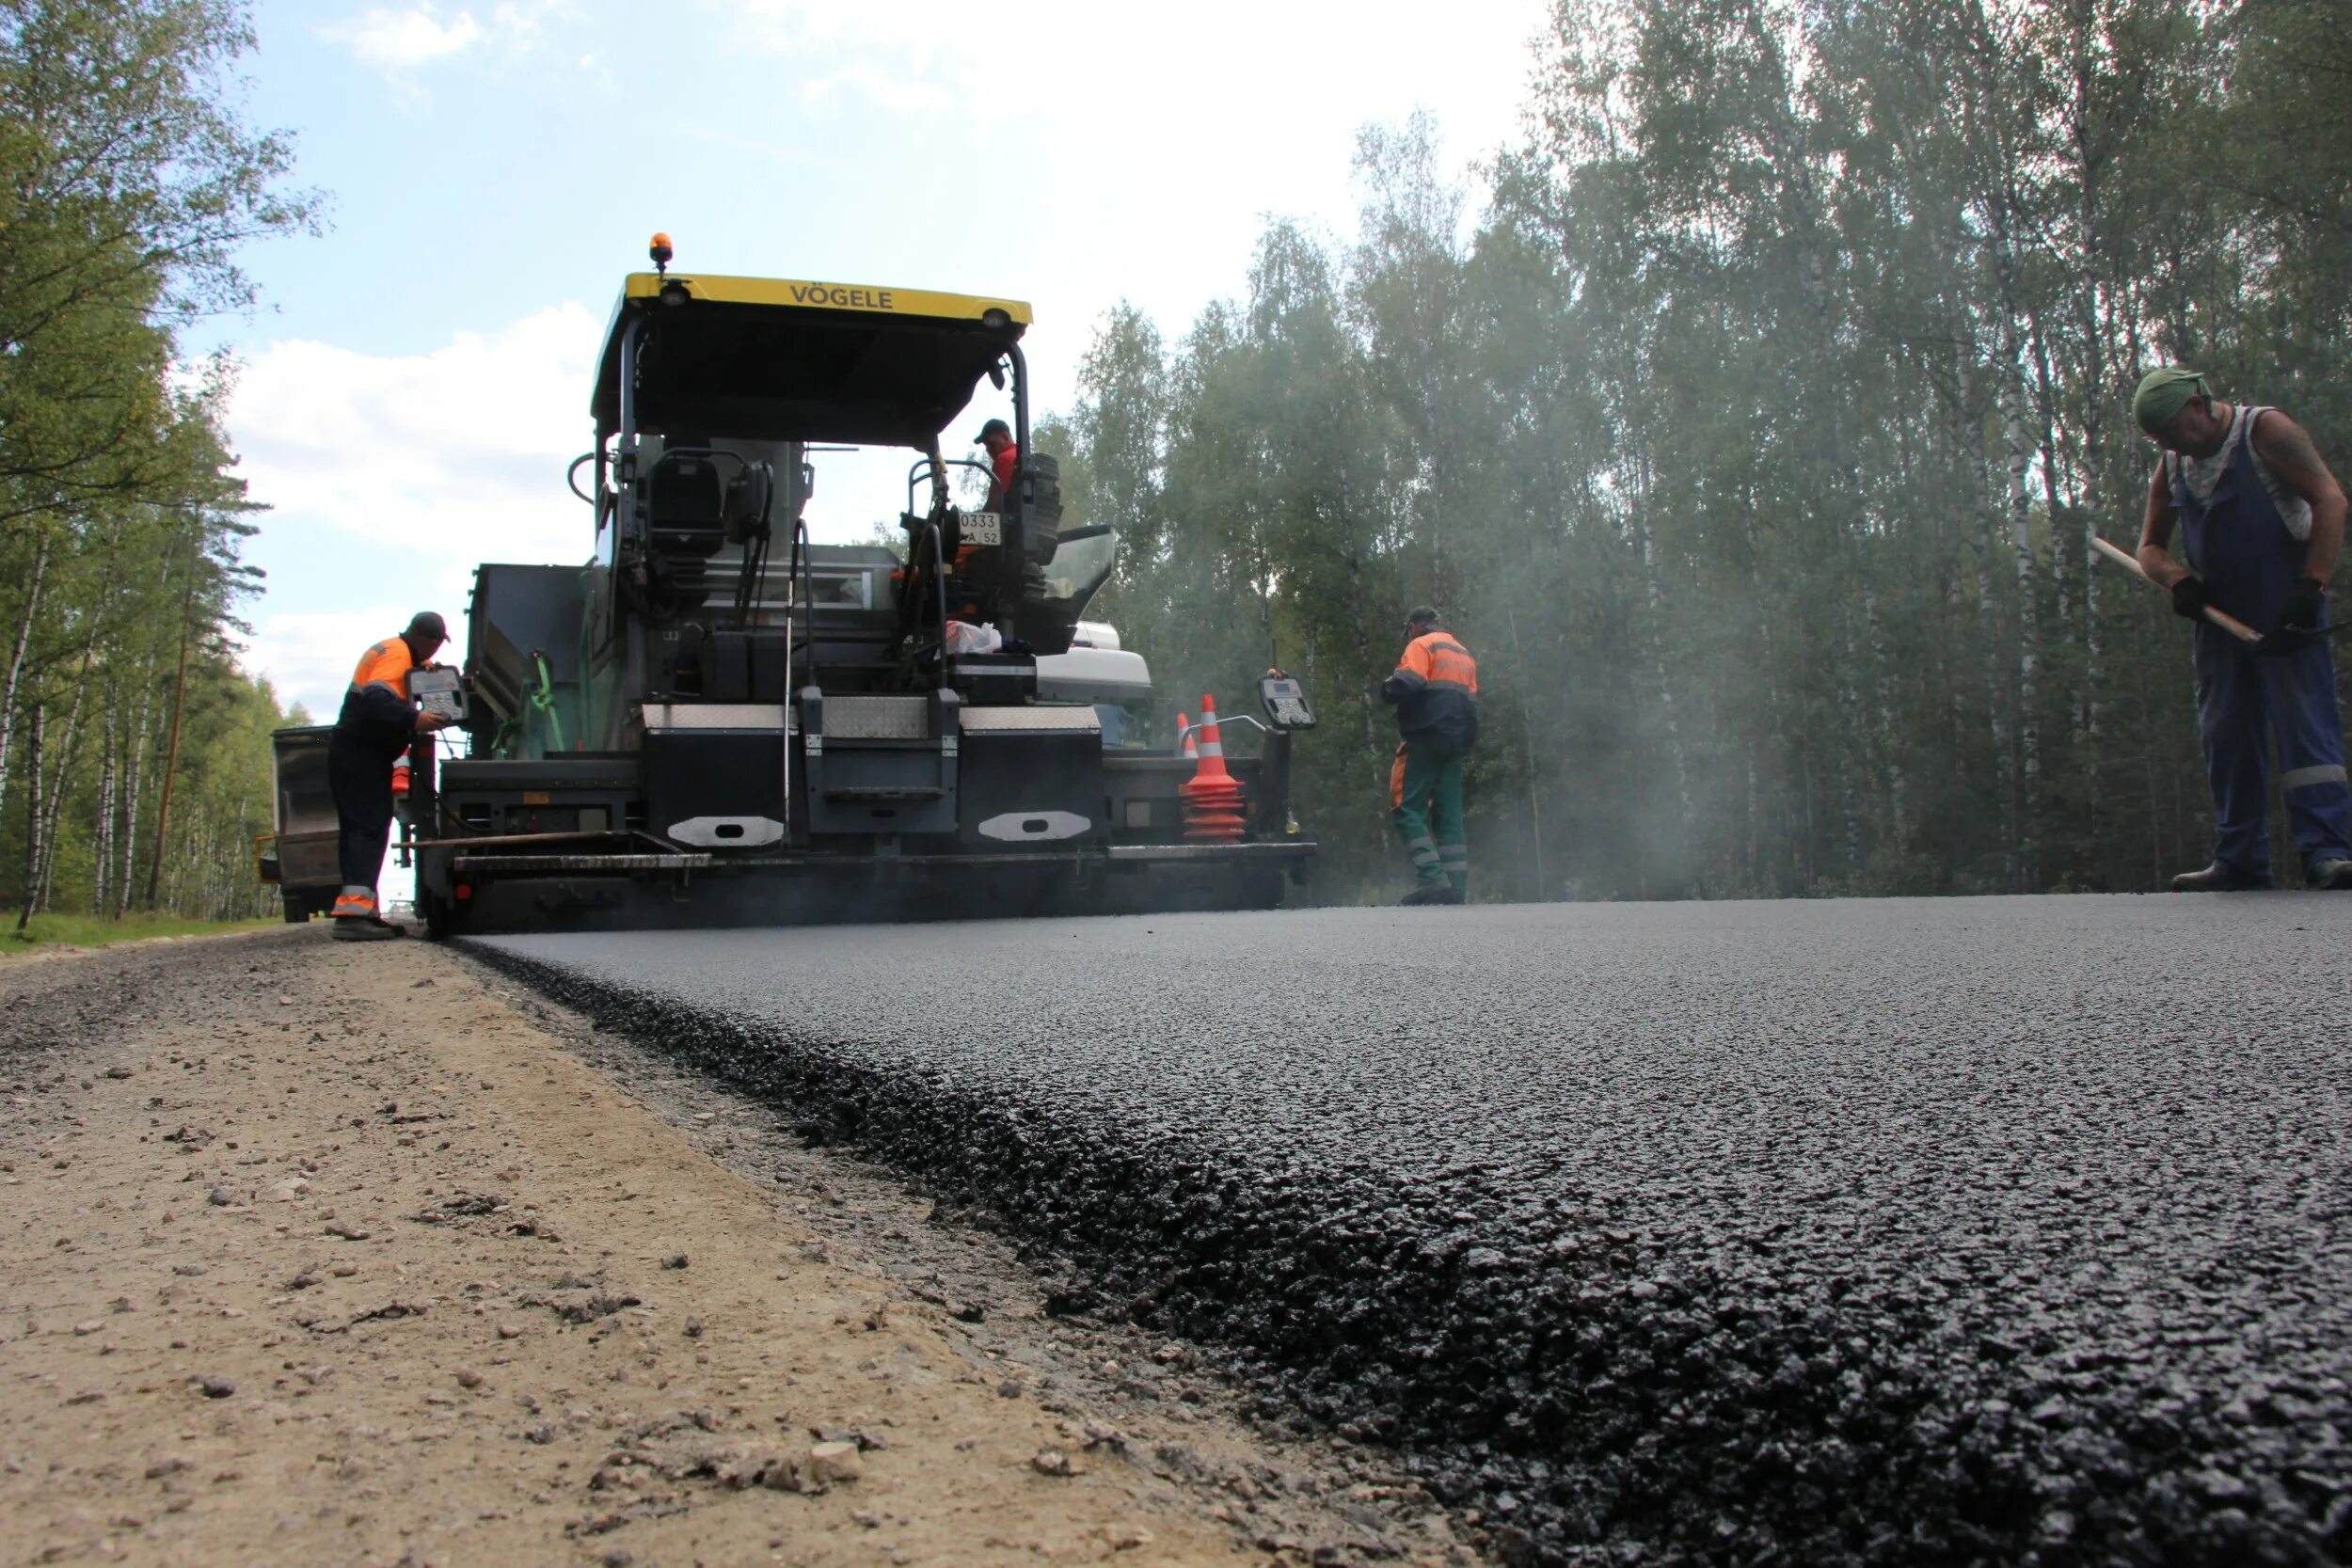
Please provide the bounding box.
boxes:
[0,911,277,953]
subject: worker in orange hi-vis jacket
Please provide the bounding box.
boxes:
[1382,606,1478,906]
[327,612,455,941]
[974,417,1018,511]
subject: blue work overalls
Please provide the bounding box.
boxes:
[2174,406,2352,882]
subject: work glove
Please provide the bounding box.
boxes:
[2170,575,2207,623]
[2260,577,2328,657]
[2281,577,2328,636]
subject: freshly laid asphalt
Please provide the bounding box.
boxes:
[475,895,2352,1566]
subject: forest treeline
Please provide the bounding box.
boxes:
[1053,0,2350,901]
[0,0,310,924]
[8,0,2345,917]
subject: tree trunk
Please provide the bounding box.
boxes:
[15,702,42,930]
[117,674,151,918]
[1504,606,1548,900]
[2001,362,2042,889]
[33,647,88,912]
[219,791,248,920]
[1629,455,1692,858]
[143,588,195,912]
[1953,362,2015,886]
[94,678,117,918]
[1865,583,1905,848]
[0,526,53,839]
[117,553,175,919]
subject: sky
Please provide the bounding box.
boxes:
[217,0,1557,719]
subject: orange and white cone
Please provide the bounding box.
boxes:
[1176,711,1197,760]
[1180,695,1247,842]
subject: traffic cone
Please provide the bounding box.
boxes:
[1176,711,1197,760]
[1180,695,1247,842]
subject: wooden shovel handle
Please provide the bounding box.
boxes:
[2090,535,2263,644]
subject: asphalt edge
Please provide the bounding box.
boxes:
[457,946,1620,1531]
[461,940,2320,1568]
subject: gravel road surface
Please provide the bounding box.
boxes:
[0,930,1470,1567]
[480,895,2352,1567]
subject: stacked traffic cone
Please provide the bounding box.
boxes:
[1175,711,1198,760]
[1180,695,1247,841]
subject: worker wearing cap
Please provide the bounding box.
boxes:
[2133,367,2352,892]
[1383,607,1479,905]
[974,418,1017,511]
[327,612,456,939]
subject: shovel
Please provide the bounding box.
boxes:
[2088,536,2343,653]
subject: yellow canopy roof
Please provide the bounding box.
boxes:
[620,271,1032,325]
[593,272,1034,445]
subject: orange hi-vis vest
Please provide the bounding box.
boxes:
[348,637,417,703]
[1393,630,1478,699]
[1385,628,1480,750]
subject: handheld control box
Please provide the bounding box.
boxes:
[1260,673,1316,730]
[411,666,468,723]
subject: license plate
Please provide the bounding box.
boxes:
[961,511,1002,546]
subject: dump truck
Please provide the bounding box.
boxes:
[263,245,1317,936]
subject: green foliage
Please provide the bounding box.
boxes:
[0,910,272,951]
[1056,0,2347,900]
[0,0,310,921]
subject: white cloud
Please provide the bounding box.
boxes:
[713,0,1543,153]
[246,606,420,722]
[324,0,570,73]
[721,0,950,67]
[328,5,485,68]
[674,120,822,167]
[487,0,566,46]
[229,304,601,713]
[801,63,952,118]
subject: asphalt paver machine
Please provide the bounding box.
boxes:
[385,246,1314,936]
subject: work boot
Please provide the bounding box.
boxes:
[2309,858,2352,891]
[1401,882,1462,907]
[331,916,402,942]
[2169,863,2269,893]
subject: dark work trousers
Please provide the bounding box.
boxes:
[326,728,397,899]
[2195,626,2352,881]
[1391,738,1469,895]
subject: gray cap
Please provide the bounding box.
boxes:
[405,611,449,643]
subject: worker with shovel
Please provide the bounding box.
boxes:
[1384,606,1479,905]
[2132,367,2352,891]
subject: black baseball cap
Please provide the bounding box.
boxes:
[405,611,449,643]
[972,418,1011,444]
[1406,605,1441,627]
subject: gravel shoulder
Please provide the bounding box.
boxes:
[0,928,1470,1568]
